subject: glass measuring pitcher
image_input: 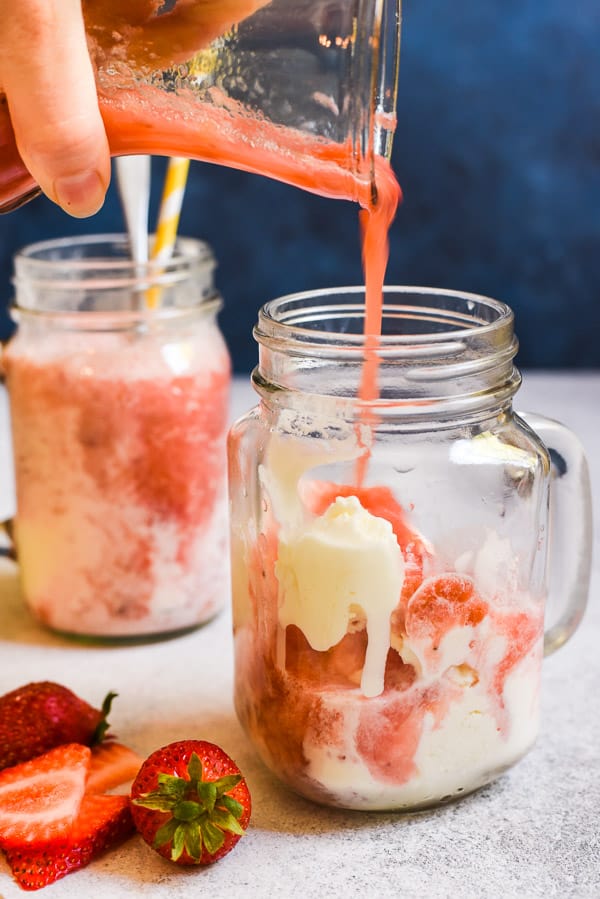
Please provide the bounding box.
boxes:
[0,0,401,213]
[228,287,592,810]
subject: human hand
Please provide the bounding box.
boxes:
[0,0,270,218]
[0,0,110,217]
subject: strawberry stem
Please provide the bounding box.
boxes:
[92,691,118,744]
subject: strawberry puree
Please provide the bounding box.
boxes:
[232,476,544,810]
[100,85,365,204]
[0,43,398,218]
[4,327,230,638]
[1,0,402,276]
[98,82,401,441]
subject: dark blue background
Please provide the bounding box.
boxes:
[1,0,599,371]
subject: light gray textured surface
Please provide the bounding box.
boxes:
[0,372,598,899]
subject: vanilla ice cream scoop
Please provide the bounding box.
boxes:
[276,495,405,697]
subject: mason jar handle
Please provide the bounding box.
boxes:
[519,412,592,656]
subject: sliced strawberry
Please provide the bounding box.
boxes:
[86,742,143,795]
[4,794,135,891]
[0,744,90,848]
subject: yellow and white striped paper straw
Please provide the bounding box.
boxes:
[146,157,191,309]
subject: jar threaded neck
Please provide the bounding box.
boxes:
[253,286,521,424]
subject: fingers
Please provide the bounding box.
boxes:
[0,0,111,217]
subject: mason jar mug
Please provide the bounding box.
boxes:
[228,286,592,811]
[1,234,231,640]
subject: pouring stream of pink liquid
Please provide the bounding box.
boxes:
[1,59,401,485]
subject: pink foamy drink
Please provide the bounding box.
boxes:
[3,234,231,639]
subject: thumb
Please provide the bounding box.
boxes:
[0,0,111,217]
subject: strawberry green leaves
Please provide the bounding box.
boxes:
[130,742,251,866]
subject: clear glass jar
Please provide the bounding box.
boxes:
[0,0,401,212]
[228,286,592,811]
[2,234,231,640]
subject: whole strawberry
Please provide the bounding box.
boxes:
[0,681,116,771]
[130,740,251,865]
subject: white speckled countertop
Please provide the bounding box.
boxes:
[0,372,598,899]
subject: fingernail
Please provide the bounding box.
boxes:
[53,170,106,218]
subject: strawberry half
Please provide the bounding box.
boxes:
[86,742,144,795]
[130,740,251,865]
[0,744,90,847]
[0,682,117,771]
[4,794,135,891]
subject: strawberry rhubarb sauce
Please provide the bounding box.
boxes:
[230,429,544,810]
[3,324,230,638]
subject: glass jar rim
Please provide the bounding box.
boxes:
[10,233,221,328]
[253,286,520,423]
[255,285,514,359]
[12,233,216,295]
